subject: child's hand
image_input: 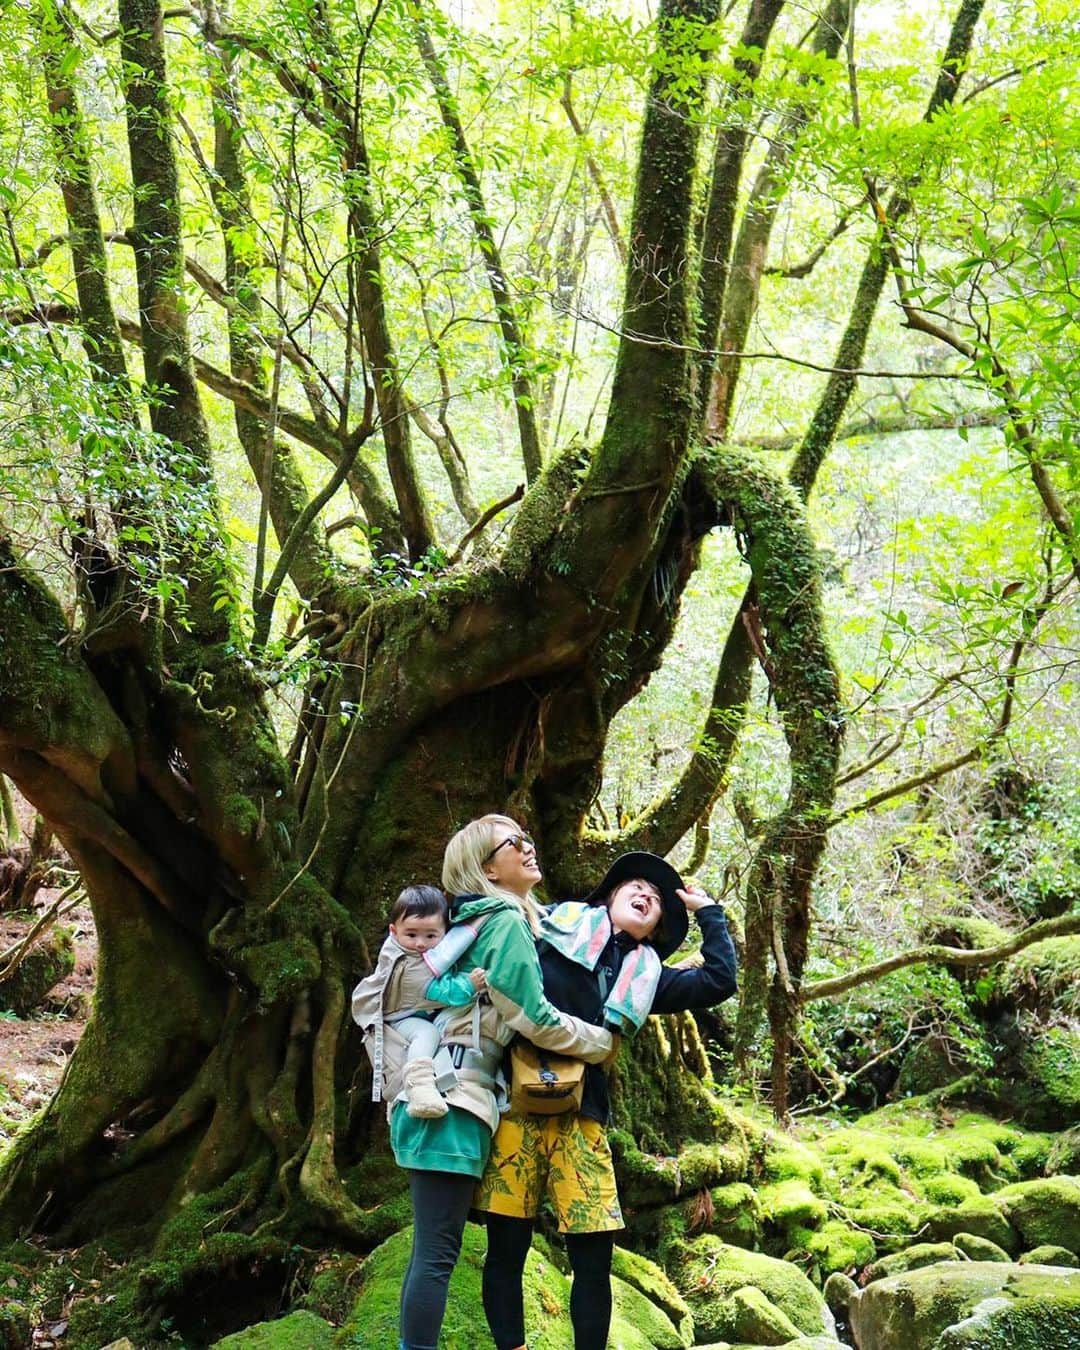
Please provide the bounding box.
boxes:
[469,967,488,992]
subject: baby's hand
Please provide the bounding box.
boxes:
[469,967,487,992]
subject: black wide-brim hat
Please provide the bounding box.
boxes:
[582,851,688,960]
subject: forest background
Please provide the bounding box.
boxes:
[0,0,1077,1345]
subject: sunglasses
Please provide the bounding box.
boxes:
[483,832,535,864]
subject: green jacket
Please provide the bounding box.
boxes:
[390,894,613,1170]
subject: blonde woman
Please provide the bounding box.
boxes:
[392,814,612,1350]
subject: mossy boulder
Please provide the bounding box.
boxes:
[822,1271,857,1318]
[1017,1027,1080,1128]
[0,926,74,1014]
[1047,1127,1080,1176]
[921,1174,981,1206]
[786,1220,875,1277]
[611,1245,694,1341]
[758,1179,828,1236]
[1019,1246,1079,1268]
[924,1196,1019,1254]
[849,1261,1080,1350]
[0,1301,30,1350]
[728,1285,802,1344]
[895,1038,973,1098]
[992,1176,1080,1255]
[294,1255,365,1324]
[864,1243,961,1284]
[762,1135,826,1190]
[703,1182,762,1249]
[667,1238,832,1344]
[210,1311,335,1348]
[339,1224,687,1349]
[613,1133,747,1210]
[998,937,1080,1018]
[951,1232,1011,1262]
[610,1271,694,1350]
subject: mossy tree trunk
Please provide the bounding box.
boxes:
[0,0,851,1285]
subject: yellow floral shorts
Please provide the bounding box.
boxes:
[474,1112,623,1233]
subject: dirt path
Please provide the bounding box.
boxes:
[0,894,96,1143]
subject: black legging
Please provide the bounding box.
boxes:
[482,1213,616,1350]
[400,1169,477,1350]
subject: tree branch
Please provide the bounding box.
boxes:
[448,484,524,564]
[251,386,375,652]
[742,407,1003,451]
[693,0,788,421]
[763,206,857,280]
[789,0,988,498]
[410,1,543,482]
[804,911,1080,1002]
[560,73,626,265]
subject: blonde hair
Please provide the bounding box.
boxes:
[442,813,542,935]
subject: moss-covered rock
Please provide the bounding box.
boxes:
[0,1300,30,1350]
[1047,1127,1080,1176]
[211,1311,335,1348]
[1019,1245,1079,1268]
[925,1196,1020,1253]
[611,1245,693,1341]
[921,1173,982,1206]
[728,1285,802,1345]
[821,1271,857,1318]
[849,1261,1080,1350]
[613,1132,748,1210]
[758,1179,828,1236]
[762,1136,826,1191]
[702,1182,761,1249]
[895,1037,973,1098]
[864,1243,961,1284]
[667,1238,832,1344]
[993,1176,1080,1255]
[933,1265,1080,1349]
[998,937,1080,1018]
[1018,1027,1080,1129]
[952,1232,1011,1262]
[786,1220,875,1277]
[294,1255,365,1325]
[610,1273,691,1350]
[0,926,74,1014]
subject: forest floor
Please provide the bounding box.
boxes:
[0,892,95,1146]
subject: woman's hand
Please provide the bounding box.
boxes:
[677,885,715,913]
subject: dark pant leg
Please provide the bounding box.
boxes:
[399,1169,477,1350]
[564,1230,616,1350]
[481,1212,535,1349]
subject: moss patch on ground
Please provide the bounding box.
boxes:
[211,1310,336,1348]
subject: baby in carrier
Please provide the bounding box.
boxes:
[351,885,486,1118]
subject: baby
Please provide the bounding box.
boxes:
[352,884,486,1118]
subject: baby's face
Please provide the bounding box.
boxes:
[391,914,446,953]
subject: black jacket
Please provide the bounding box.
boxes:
[536,904,738,1124]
